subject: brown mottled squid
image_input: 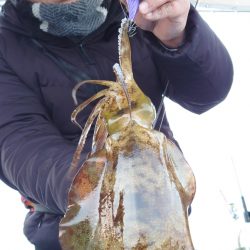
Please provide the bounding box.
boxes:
[59,18,196,250]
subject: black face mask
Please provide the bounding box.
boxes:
[31,0,112,37]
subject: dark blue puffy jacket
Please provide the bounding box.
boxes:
[0,0,233,249]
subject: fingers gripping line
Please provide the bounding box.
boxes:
[139,0,188,21]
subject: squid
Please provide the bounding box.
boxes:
[59,18,196,250]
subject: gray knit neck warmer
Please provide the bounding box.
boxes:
[32,0,112,37]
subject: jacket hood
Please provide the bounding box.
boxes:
[0,0,124,46]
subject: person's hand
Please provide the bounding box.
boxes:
[134,0,190,48]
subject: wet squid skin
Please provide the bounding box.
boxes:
[59,18,196,250]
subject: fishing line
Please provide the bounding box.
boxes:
[195,0,199,8]
[231,157,250,222]
[119,0,129,18]
[153,79,170,130]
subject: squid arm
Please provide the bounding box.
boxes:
[92,114,108,154]
[70,98,106,172]
[72,80,116,105]
[71,89,109,130]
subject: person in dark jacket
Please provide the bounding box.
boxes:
[0,0,233,249]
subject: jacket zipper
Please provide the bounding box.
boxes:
[79,42,95,65]
[79,41,102,94]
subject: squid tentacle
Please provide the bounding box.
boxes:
[118,18,134,82]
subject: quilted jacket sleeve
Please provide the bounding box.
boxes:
[0,55,85,214]
[146,5,233,114]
